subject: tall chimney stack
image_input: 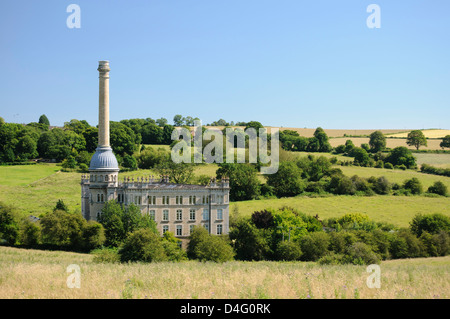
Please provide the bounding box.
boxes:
[97,60,110,147]
[88,60,119,174]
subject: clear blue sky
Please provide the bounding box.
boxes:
[1,0,449,129]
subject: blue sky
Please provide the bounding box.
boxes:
[0,0,449,129]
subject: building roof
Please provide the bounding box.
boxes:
[89,146,119,171]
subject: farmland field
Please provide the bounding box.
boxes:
[385,129,450,139]
[328,137,444,151]
[0,246,448,299]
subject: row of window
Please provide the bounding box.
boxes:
[149,208,223,221]
[163,223,223,236]
[91,174,116,182]
[115,194,226,205]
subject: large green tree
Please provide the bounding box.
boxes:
[216,163,260,201]
[266,161,305,197]
[406,130,427,150]
[440,135,450,149]
[369,130,386,152]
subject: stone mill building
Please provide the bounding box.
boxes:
[81,61,230,246]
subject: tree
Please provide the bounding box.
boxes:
[275,240,302,261]
[97,200,126,247]
[156,161,195,184]
[40,210,87,250]
[0,202,19,245]
[313,127,332,152]
[300,232,330,261]
[119,228,167,262]
[251,210,275,229]
[173,114,184,126]
[369,131,386,152]
[385,146,416,168]
[156,117,168,127]
[54,199,69,212]
[351,147,371,167]
[410,213,450,236]
[216,163,260,201]
[229,218,271,261]
[406,130,427,150]
[38,114,50,126]
[440,135,450,149]
[266,161,305,197]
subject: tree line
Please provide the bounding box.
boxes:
[3,199,449,264]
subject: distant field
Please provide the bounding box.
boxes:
[337,165,450,190]
[232,195,450,228]
[328,137,444,150]
[0,164,61,187]
[386,129,450,139]
[1,246,449,299]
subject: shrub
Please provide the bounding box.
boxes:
[229,219,271,261]
[0,203,19,245]
[82,220,106,251]
[337,213,370,226]
[300,232,330,261]
[410,213,450,236]
[403,178,423,195]
[119,228,167,263]
[162,231,187,261]
[389,229,425,259]
[91,247,121,263]
[427,181,448,196]
[275,240,302,261]
[251,210,275,229]
[40,210,86,250]
[318,252,345,265]
[19,218,41,247]
[343,242,380,265]
[372,176,391,195]
[384,162,394,169]
[195,235,235,262]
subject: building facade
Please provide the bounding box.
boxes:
[81,61,230,245]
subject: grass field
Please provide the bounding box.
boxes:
[385,129,450,139]
[0,246,448,299]
[231,195,450,228]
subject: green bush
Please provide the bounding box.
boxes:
[19,219,41,247]
[0,203,19,245]
[119,228,167,263]
[389,229,425,259]
[384,162,394,169]
[403,178,423,195]
[427,181,448,196]
[275,240,302,261]
[410,213,450,236]
[300,232,330,261]
[343,242,380,265]
[195,235,235,262]
[91,247,121,263]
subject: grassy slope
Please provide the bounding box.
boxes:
[0,245,449,299]
[231,195,450,227]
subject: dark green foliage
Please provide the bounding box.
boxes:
[420,164,450,177]
[122,154,138,170]
[119,228,167,263]
[216,163,260,201]
[266,161,305,197]
[369,131,386,152]
[410,213,450,236]
[19,219,41,247]
[38,114,50,126]
[275,240,302,261]
[385,147,416,168]
[0,202,19,245]
[403,177,423,194]
[427,181,448,196]
[343,242,380,265]
[406,130,427,150]
[82,220,106,251]
[300,232,330,261]
[187,226,234,262]
[229,219,271,261]
[40,210,87,250]
[440,135,450,149]
[251,210,275,229]
[351,147,371,167]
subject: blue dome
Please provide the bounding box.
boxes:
[89,147,119,171]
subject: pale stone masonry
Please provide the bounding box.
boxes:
[81,61,230,246]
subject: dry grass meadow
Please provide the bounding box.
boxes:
[0,246,448,299]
